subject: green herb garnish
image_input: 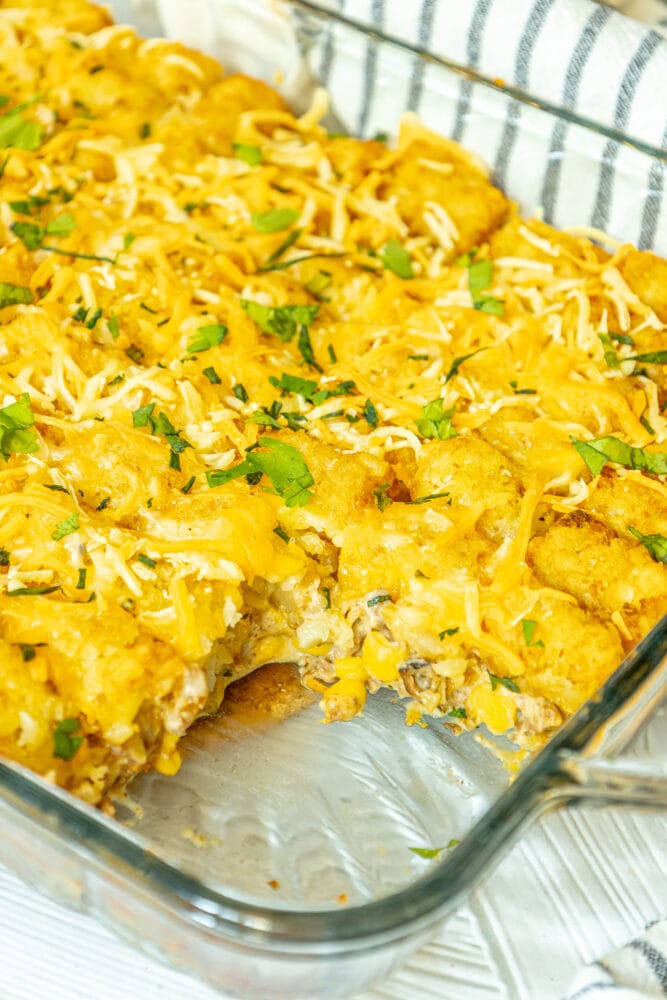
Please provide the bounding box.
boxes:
[0,282,33,309]
[572,436,667,477]
[628,351,667,365]
[251,208,299,233]
[416,399,457,440]
[232,142,262,166]
[273,525,290,543]
[188,323,227,353]
[202,366,221,385]
[241,300,319,343]
[8,585,61,597]
[409,841,459,859]
[233,383,248,403]
[207,437,314,507]
[448,707,467,719]
[0,103,43,151]
[488,672,520,692]
[76,568,87,590]
[406,492,451,505]
[380,239,413,279]
[53,718,83,761]
[372,482,392,512]
[522,619,544,648]
[0,393,38,461]
[628,525,667,564]
[51,514,79,541]
[367,594,391,607]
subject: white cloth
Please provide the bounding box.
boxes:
[565,921,667,999]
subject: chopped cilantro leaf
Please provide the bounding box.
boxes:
[45,213,76,237]
[327,343,337,363]
[598,333,620,369]
[251,207,299,233]
[123,233,136,250]
[522,619,544,648]
[203,366,221,384]
[488,672,520,692]
[0,393,38,461]
[439,627,459,639]
[628,350,667,365]
[207,438,314,507]
[0,547,9,565]
[53,718,83,761]
[19,643,37,662]
[233,383,248,403]
[269,373,355,406]
[306,271,332,301]
[409,354,428,361]
[448,707,467,719]
[0,105,43,151]
[232,142,262,166]
[297,323,322,371]
[0,282,32,309]
[11,220,44,250]
[367,594,391,607]
[273,525,290,543]
[572,436,667,477]
[266,228,301,267]
[409,841,459,858]
[363,398,379,429]
[44,484,68,494]
[108,314,120,339]
[380,239,413,279]
[76,568,87,590]
[96,497,111,511]
[444,348,486,384]
[640,414,655,436]
[461,257,505,315]
[372,482,392,512]
[132,402,155,428]
[609,331,633,346]
[125,344,144,364]
[455,248,478,267]
[322,586,331,609]
[246,409,282,429]
[8,585,61,597]
[416,399,457,440]
[139,121,152,139]
[181,475,196,495]
[188,323,227,353]
[241,300,319,342]
[85,307,102,330]
[406,492,451,505]
[628,525,667,564]
[137,553,156,569]
[51,513,79,541]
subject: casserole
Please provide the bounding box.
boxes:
[0,2,665,997]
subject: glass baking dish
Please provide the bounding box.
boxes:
[1,3,666,998]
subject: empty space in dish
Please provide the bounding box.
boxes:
[117,666,509,906]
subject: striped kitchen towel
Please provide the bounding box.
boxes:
[151,0,667,252]
[564,919,667,998]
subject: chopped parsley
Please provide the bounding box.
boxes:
[380,239,413,279]
[232,142,262,166]
[522,619,544,648]
[0,103,43,151]
[460,257,505,315]
[572,436,667,477]
[628,525,667,564]
[598,333,620,369]
[131,404,192,471]
[406,492,451,505]
[53,718,83,761]
[0,393,38,461]
[51,513,79,541]
[367,593,391,607]
[251,207,299,233]
[363,398,379,429]
[409,841,459,859]
[241,300,319,342]
[0,282,33,309]
[207,437,314,507]
[372,482,392,512]
[488,672,520,692]
[269,373,356,406]
[628,350,667,365]
[188,323,227,353]
[12,214,76,252]
[416,399,457,440]
[444,348,486,384]
[305,271,332,301]
[8,585,61,597]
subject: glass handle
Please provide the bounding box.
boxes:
[554,753,667,810]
